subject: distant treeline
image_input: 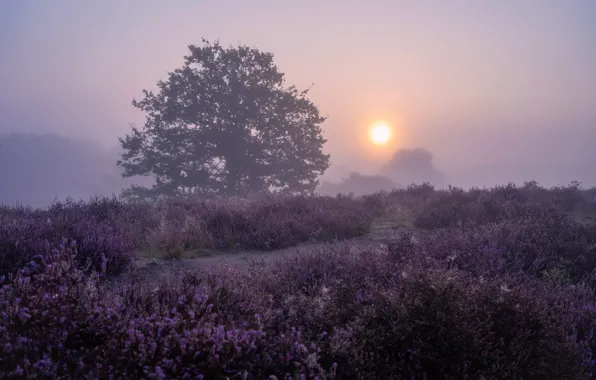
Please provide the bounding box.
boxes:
[318,148,445,196]
[0,132,152,207]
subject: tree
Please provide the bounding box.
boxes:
[379,148,445,187]
[118,39,330,199]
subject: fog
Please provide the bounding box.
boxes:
[1,1,595,206]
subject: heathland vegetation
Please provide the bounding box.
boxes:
[2,182,596,378]
[2,39,596,378]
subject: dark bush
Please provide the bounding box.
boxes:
[348,270,593,379]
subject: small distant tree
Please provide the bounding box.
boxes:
[380,148,445,187]
[118,39,330,199]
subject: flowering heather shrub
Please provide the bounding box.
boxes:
[1,240,596,378]
[0,213,136,278]
[411,183,591,229]
[347,270,594,379]
[412,187,486,229]
[0,204,45,219]
[0,242,266,379]
[199,194,376,250]
[138,194,376,252]
[0,193,375,277]
[2,184,596,377]
[407,213,596,287]
[258,246,596,378]
[403,182,437,199]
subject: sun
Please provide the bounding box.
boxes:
[369,121,392,145]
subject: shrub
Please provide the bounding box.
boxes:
[409,215,596,287]
[317,172,401,197]
[0,213,136,278]
[0,193,375,274]
[412,185,575,230]
[1,232,595,378]
[2,184,596,378]
[346,270,593,379]
[0,242,263,378]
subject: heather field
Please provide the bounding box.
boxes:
[2,183,596,378]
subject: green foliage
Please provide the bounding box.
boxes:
[118,39,330,198]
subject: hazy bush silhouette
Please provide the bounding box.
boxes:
[380,147,445,187]
[317,171,401,196]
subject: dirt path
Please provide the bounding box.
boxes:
[106,216,425,288]
[107,237,386,288]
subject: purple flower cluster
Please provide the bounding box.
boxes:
[0,194,378,277]
[0,183,595,378]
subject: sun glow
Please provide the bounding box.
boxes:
[369,121,392,145]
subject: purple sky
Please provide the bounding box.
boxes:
[1,0,595,187]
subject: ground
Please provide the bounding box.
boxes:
[108,214,423,288]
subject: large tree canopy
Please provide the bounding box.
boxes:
[118,39,330,198]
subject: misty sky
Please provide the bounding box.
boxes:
[1,0,595,188]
